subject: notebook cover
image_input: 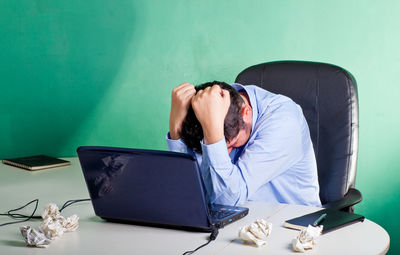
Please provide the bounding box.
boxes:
[2,155,70,171]
[284,208,365,233]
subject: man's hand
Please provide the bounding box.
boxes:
[191,85,231,145]
[169,83,196,140]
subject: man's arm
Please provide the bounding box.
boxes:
[169,83,196,140]
[200,103,306,206]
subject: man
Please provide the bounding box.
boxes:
[167,81,321,207]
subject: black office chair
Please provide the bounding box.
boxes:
[235,61,362,212]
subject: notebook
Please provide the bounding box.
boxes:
[77,146,249,231]
[284,208,365,233]
[2,155,70,171]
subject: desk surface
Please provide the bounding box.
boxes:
[0,158,390,254]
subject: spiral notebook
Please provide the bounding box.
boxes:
[2,155,70,171]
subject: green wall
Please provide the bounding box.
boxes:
[1,0,398,253]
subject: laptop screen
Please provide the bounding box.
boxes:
[77,146,212,230]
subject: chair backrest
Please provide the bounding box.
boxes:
[235,61,359,205]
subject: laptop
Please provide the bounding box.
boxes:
[77,146,249,231]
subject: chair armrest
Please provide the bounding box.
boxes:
[322,188,362,212]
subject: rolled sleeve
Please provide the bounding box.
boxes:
[166,133,189,153]
[201,138,231,167]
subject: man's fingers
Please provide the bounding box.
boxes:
[221,89,231,109]
[197,85,222,99]
[205,85,222,93]
[221,89,230,98]
[173,83,196,102]
[179,86,196,97]
[211,84,221,90]
[173,83,194,94]
[196,89,204,97]
[176,82,193,89]
[195,86,229,102]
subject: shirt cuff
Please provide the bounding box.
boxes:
[166,133,189,153]
[201,137,232,167]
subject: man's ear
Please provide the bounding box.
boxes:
[241,105,252,122]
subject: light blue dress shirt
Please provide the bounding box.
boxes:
[166,84,321,207]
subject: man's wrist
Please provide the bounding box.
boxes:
[203,128,224,145]
[169,130,180,140]
[169,122,182,140]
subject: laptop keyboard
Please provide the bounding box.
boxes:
[210,209,236,219]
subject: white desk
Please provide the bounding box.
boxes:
[0,158,390,254]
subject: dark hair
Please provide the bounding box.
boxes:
[180,81,245,152]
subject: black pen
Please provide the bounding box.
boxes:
[312,213,327,227]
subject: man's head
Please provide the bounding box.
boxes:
[181,81,252,153]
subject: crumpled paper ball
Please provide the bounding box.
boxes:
[40,217,65,240]
[41,203,62,220]
[20,203,80,248]
[39,203,79,239]
[20,226,51,248]
[238,219,272,247]
[292,225,323,252]
[61,214,79,232]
